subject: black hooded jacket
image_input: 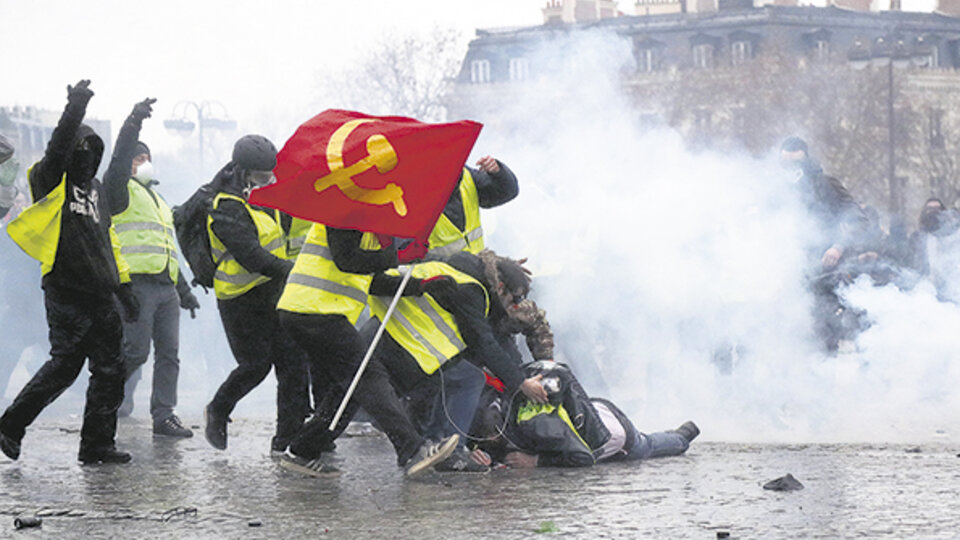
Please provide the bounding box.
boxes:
[793,158,869,255]
[27,93,139,299]
[207,163,294,284]
[441,161,518,230]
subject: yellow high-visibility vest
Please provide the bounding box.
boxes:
[112,179,179,282]
[368,261,488,375]
[277,224,382,324]
[207,192,285,300]
[285,217,314,260]
[8,165,129,283]
[427,169,484,257]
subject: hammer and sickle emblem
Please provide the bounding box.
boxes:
[313,119,408,217]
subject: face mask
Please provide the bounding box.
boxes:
[920,209,942,232]
[133,160,154,182]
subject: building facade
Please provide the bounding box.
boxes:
[447,0,960,217]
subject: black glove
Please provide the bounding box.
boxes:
[67,79,94,103]
[131,98,156,121]
[419,275,457,297]
[179,288,200,318]
[116,284,140,323]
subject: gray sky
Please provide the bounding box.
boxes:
[1,0,544,153]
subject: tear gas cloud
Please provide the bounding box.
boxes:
[475,31,960,443]
[4,27,958,445]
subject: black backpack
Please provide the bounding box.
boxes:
[173,180,224,290]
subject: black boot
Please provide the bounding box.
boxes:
[673,421,700,443]
[78,446,132,464]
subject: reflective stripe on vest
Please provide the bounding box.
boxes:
[276,224,381,324]
[427,169,485,257]
[112,179,179,281]
[285,217,314,260]
[368,261,488,375]
[207,192,285,300]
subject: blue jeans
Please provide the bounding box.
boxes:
[424,359,485,447]
[622,430,689,461]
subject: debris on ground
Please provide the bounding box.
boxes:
[763,474,804,491]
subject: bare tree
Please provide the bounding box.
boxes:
[319,27,467,122]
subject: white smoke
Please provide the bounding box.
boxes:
[474,30,959,443]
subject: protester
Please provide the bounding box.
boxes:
[0,81,145,464]
[333,250,549,475]
[203,135,309,454]
[425,155,518,259]
[909,197,960,301]
[779,136,869,353]
[273,223,465,477]
[107,140,199,437]
[473,361,698,468]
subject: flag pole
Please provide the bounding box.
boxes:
[328,264,415,431]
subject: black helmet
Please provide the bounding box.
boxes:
[232,134,277,171]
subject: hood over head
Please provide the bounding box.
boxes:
[67,123,104,184]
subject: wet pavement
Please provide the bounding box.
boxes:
[1,417,959,538]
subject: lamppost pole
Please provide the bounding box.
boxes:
[888,58,897,215]
[163,101,236,178]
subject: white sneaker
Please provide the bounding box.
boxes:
[404,435,459,478]
[278,452,340,477]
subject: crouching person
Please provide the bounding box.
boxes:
[475,361,698,468]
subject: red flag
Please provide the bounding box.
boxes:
[249,109,482,242]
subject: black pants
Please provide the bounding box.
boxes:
[0,287,124,454]
[279,311,419,463]
[210,284,309,450]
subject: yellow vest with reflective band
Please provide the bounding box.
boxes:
[427,169,484,257]
[207,192,285,300]
[368,261,489,375]
[285,217,314,260]
[113,179,179,282]
[7,166,130,283]
[277,224,382,324]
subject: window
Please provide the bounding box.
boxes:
[509,58,529,82]
[918,47,939,69]
[731,41,752,65]
[693,44,714,69]
[929,108,945,149]
[637,48,658,73]
[470,60,491,84]
[813,40,830,60]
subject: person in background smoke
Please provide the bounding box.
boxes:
[909,197,960,301]
[107,140,199,437]
[0,134,20,219]
[779,136,870,353]
[0,134,13,165]
[0,137,47,403]
[203,135,309,455]
[778,137,869,269]
[0,80,145,464]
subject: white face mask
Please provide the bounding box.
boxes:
[133,160,154,182]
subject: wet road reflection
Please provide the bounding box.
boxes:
[1,418,959,538]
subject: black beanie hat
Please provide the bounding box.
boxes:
[133,141,151,159]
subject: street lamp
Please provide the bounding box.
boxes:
[848,31,913,216]
[163,100,237,175]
